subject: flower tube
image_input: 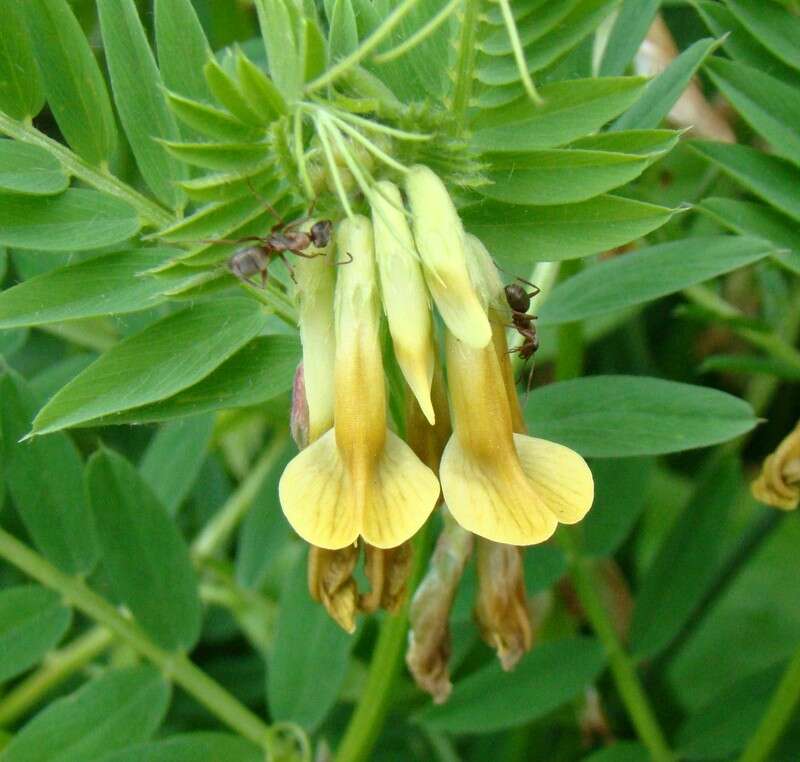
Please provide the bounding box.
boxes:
[279,216,440,549]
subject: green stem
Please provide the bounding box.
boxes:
[192,433,288,560]
[739,643,800,762]
[0,112,173,230]
[559,529,674,762]
[0,529,272,748]
[0,627,114,726]
[450,0,481,127]
[335,530,432,762]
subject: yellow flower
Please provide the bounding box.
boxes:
[439,240,594,546]
[372,180,436,424]
[279,216,441,550]
[405,165,492,349]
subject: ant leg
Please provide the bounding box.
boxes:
[335,251,354,266]
[245,177,285,229]
[197,235,266,246]
[525,360,536,401]
[282,198,320,234]
[280,253,298,283]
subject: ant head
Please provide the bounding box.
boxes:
[504,283,530,313]
[310,220,333,248]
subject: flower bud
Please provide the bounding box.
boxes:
[372,180,436,424]
[406,509,474,703]
[752,420,800,510]
[405,165,492,349]
[308,545,359,634]
[474,539,532,671]
[294,235,336,443]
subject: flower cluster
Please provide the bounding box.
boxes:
[278,165,594,637]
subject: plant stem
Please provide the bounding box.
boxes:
[739,643,800,762]
[0,437,288,726]
[192,433,288,560]
[559,529,674,762]
[335,529,432,762]
[0,112,173,230]
[555,260,584,381]
[0,627,114,726]
[0,529,272,748]
[450,0,481,127]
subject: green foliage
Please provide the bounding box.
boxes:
[0,1,799,761]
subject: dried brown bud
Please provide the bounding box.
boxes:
[474,539,533,671]
[360,542,414,614]
[752,421,800,510]
[308,545,359,633]
[406,510,473,703]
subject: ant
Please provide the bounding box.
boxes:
[504,277,540,396]
[199,180,339,288]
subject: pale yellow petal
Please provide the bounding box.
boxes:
[372,181,435,424]
[513,434,594,524]
[361,431,441,549]
[278,430,358,550]
[440,436,558,546]
[405,165,492,349]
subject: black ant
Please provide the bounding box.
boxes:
[225,209,334,288]
[198,179,339,288]
[504,277,540,396]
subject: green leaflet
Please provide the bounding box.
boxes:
[85,335,300,426]
[537,236,775,325]
[1,666,170,762]
[95,734,263,762]
[629,458,744,659]
[0,140,69,195]
[705,57,800,166]
[154,0,212,104]
[97,0,187,210]
[461,195,674,265]
[415,637,605,733]
[0,189,140,251]
[0,249,184,329]
[524,376,758,457]
[597,0,660,77]
[87,448,202,651]
[476,0,618,85]
[328,0,359,66]
[690,141,800,223]
[582,458,654,558]
[0,371,99,575]
[480,149,650,206]
[0,585,71,683]
[268,551,355,731]
[22,0,117,166]
[695,1,798,84]
[166,92,264,143]
[725,0,800,72]
[698,197,800,274]
[31,298,270,435]
[480,0,581,55]
[472,76,647,151]
[0,1,44,120]
[612,37,722,131]
[139,414,216,516]
[255,0,303,103]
